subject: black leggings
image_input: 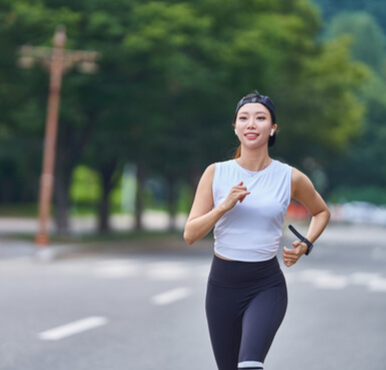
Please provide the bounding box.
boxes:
[206,255,287,370]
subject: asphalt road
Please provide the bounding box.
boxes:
[1,223,386,370]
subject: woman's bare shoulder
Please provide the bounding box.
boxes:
[199,163,216,185]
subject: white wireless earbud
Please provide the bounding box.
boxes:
[270,129,275,136]
[234,129,238,135]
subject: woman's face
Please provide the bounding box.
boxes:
[234,103,277,149]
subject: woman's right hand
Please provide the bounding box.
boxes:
[184,167,250,245]
[220,181,250,212]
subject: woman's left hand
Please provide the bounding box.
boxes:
[282,241,308,267]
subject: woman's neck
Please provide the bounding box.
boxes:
[236,146,271,172]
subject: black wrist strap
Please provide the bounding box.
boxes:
[288,225,313,255]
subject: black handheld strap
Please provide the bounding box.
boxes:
[288,224,313,255]
[288,225,305,240]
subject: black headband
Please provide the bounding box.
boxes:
[235,95,277,123]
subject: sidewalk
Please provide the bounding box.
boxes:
[0,211,190,261]
[0,210,188,235]
[1,212,386,262]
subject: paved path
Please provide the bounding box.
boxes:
[1,229,385,370]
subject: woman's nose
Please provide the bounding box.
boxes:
[246,119,256,129]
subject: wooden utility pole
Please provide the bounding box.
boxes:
[18,26,99,246]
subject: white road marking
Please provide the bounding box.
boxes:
[38,316,108,341]
[297,269,349,289]
[93,259,140,278]
[287,270,386,292]
[369,278,386,292]
[350,272,381,285]
[147,262,189,281]
[151,287,192,305]
[314,274,349,289]
[298,269,331,281]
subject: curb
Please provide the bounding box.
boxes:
[0,236,213,263]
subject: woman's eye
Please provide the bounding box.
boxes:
[239,117,247,121]
[257,116,266,120]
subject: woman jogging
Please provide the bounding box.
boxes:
[183,91,330,370]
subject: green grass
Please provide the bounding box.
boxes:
[0,203,130,218]
[0,203,38,217]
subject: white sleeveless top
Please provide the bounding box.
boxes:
[212,159,292,262]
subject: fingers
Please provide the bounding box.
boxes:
[222,183,251,211]
[238,192,250,204]
[239,191,250,203]
[282,245,303,267]
[233,183,247,192]
[283,258,294,268]
[237,182,251,203]
[292,240,308,255]
[282,252,295,267]
[283,246,296,267]
[283,245,300,255]
[231,183,250,203]
[292,240,302,248]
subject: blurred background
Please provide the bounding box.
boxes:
[1,0,386,237]
[0,1,385,370]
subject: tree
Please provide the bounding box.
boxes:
[0,0,369,235]
[325,70,386,202]
[312,0,386,34]
[325,12,386,73]
[321,11,386,202]
[0,0,80,214]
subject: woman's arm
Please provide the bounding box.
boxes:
[183,164,250,245]
[282,168,331,267]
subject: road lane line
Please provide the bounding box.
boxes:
[314,274,348,289]
[298,269,330,281]
[369,278,386,292]
[350,272,381,285]
[151,287,192,305]
[38,316,108,341]
[94,260,140,279]
[147,262,189,281]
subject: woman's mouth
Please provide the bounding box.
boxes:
[245,133,259,140]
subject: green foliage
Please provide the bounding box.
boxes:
[325,12,386,73]
[326,71,386,192]
[272,36,367,162]
[320,10,386,202]
[0,0,371,218]
[70,165,101,204]
[176,182,192,214]
[312,0,386,34]
[0,0,82,203]
[329,186,386,205]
